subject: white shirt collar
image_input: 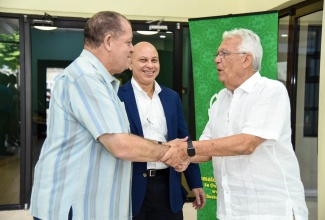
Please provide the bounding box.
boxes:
[131,77,162,95]
[238,71,261,93]
[226,72,261,96]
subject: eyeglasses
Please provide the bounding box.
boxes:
[214,50,247,58]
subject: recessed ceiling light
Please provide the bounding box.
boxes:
[137,30,158,35]
[34,26,57,30]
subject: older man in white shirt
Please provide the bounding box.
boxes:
[164,28,308,220]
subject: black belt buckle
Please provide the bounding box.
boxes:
[148,169,157,177]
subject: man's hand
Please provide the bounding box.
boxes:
[191,188,206,209]
[166,136,188,145]
[174,159,190,172]
[159,142,188,167]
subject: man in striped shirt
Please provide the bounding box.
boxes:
[30,11,186,220]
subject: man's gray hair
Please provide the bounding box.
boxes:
[223,28,263,72]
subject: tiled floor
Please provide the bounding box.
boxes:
[0,203,196,220]
[0,153,318,220]
[0,198,318,220]
[0,154,20,205]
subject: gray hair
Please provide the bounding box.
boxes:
[223,28,263,72]
[84,11,130,48]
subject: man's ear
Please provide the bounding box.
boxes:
[242,53,253,69]
[103,34,112,51]
[129,62,133,71]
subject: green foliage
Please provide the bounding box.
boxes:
[0,31,20,71]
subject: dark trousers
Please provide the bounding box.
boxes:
[34,207,73,220]
[133,173,183,220]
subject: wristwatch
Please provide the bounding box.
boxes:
[187,140,195,157]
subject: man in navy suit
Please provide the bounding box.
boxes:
[118,42,206,220]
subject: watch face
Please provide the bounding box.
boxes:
[187,148,195,157]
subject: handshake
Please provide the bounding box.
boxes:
[158,137,192,172]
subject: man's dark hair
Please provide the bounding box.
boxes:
[84,11,130,48]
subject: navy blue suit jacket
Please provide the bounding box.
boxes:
[118,81,203,216]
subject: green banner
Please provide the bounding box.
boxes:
[189,11,278,220]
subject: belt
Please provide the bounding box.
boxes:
[147,169,169,177]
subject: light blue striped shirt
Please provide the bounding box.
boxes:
[30,49,132,220]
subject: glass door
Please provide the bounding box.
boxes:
[278,1,323,218]
[30,27,84,176]
[0,16,21,208]
[295,10,322,220]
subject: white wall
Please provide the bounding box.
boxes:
[1,0,301,21]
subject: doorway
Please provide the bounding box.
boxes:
[278,1,323,219]
[0,16,21,210]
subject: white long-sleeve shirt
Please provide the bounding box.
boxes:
[200,72,308,220]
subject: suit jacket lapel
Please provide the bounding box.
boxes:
[122,82,144,136]
[159,88,173,141]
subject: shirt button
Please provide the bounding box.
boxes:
[143,173,147,177]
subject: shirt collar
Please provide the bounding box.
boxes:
[226,72,261,95]
[81,49,120,92]
[131,77,162,94]
[238,72,261,93]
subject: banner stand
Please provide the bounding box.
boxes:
[189,11,279,220]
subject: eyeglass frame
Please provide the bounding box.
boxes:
[213,50,247,58]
